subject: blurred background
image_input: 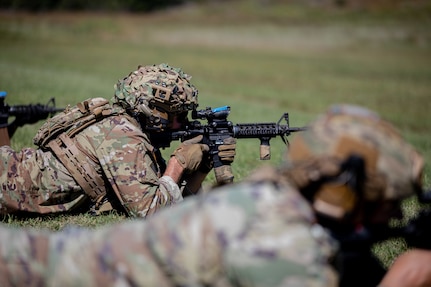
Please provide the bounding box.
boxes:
[1,0,430,177]
[1,1,430,263]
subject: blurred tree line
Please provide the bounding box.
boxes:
[0,0,188,12]
[0,0,426,13]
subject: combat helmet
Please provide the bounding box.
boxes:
[113,64,198,131]
[284,104,424,220]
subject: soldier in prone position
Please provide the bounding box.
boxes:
[0,64,236,217]
[0,104,425,287]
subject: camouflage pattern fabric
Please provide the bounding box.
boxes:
[114,64,198,113]
[0,101,180,217]
[0,64,202,217]
[286,104,424,201]
[0,166,338,287]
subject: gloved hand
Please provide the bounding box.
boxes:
[171,135,209,174]
[212,137,237,185]
[218,137,236,163]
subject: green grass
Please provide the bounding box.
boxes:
[1,1,431,268]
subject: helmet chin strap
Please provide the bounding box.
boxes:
[141,106,170,131]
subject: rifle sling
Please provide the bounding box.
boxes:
[48,133,106,202]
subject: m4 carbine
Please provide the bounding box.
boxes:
[151,105,307,184]
[0,91,63,146]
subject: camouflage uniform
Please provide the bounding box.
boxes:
[0,167,338,287]
[0,110,172,217]
[0,64,200,217]
[0,104,424,286]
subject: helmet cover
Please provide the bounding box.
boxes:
[113,64,198,129]
[286,104,424,202]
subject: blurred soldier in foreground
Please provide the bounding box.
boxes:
[0,104,424,287]
[0,64,235,218]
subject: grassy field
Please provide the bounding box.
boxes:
[1,1,431,267]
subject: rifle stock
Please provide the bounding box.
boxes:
[0,91,63,146]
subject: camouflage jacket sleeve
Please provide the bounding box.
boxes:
[0,175,338,287]
[77,115,181,217]
[142,180,339,287]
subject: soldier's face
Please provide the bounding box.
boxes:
[169,112,188,130]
